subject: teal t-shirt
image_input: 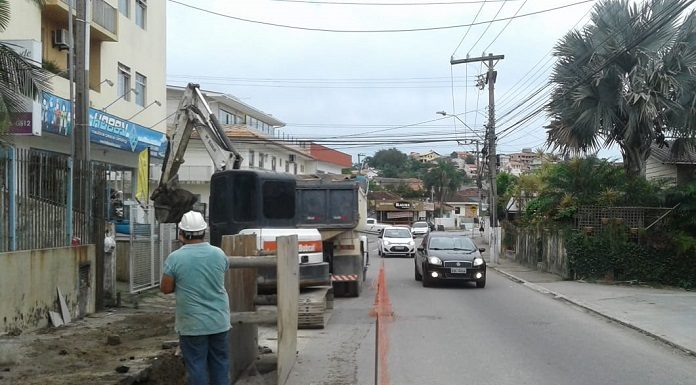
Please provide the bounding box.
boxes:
[163,242,230,336]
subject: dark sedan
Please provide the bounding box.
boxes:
[414,232,486,288]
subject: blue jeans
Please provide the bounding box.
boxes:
[179,330,230,385]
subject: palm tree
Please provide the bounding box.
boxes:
[0,0,51,134]
[423,160,463,215]
[546,0,696,178]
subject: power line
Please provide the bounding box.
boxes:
[451,0,487,56]
[467,0,507,55]
[168,74,477,82]
[496,0,693,141]
[482,0,528,53]
[169,0,596,33]
[167,79,473,89]
[268,0,516,5]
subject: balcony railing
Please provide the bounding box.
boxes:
[59,0,117,35]
[150,165,214,183]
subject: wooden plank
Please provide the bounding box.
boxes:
[227,255,277,268]
[57,287,71,324]
[276,235,299,385]
[222,234,259,384]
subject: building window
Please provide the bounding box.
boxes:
[135,73,146,107]
[135,0,147,29]
[285,162,290,173]
[117,63,131,102]
[300,164,305,174]
[219,109,235,125]
[119,0,130,17]
[271,156,276,171]
[249,151,255,168]
[258,153,264,169]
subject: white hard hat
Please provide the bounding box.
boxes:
[178,211,207,232]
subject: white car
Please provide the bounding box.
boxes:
[411,221,430,236]
[365,218,389,233]
[378,226,416,258]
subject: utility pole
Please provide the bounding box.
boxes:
[75,0,90,168]
[451,53,504,263]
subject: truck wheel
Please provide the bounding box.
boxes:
[347,281,361,297]
[414,263,422,281]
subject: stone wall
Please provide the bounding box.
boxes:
[505,225,570,279]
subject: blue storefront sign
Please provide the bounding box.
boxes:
[41,92,168,158]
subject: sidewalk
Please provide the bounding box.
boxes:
[475,234,696,357]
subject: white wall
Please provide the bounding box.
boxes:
[646,157,676,186]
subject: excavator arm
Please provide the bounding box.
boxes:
[150,83,243,223]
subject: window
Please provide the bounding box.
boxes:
[285,162,290,173]
[219,109,234,125]
[117,63,131,101]
[135,73,146,107]
[258,153,264,169]
[300,164,305,174]
[248,151,255,168]
[119,0,129,17]
[271,156,276,171]
[135,0,146,29]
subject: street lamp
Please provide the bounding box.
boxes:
[436,111,485,141]
[128,100,162,120]
[437,111,484,223]
[102,88,138,111]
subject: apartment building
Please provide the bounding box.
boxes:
[2,0,167,178]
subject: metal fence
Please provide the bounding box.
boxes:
[0,147,106,252]
[128,204,178,293]
[574,206,672,231]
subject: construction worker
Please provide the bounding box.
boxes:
[160,211,230,385]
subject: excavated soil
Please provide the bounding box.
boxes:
[0,291,185,385]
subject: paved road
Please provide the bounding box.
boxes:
[287,235,696,385]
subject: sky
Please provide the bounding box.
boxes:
[166,0,622,164]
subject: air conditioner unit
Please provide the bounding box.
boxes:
[52,29,70,51]
[288,154,296,162]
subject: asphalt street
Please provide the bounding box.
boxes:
[286,235,696,385]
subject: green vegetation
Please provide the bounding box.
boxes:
[365,148,470,207]
[547,0,696,178]
[0,0,51,134]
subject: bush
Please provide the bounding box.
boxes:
[567,225,696,289]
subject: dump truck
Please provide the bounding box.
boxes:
[296,175,369,297]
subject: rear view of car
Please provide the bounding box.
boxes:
[411,221,429,236]
[378,226,416,258]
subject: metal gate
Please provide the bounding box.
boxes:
[128,204,178,293]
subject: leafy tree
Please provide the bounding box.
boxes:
[0,0,51,134]
[368,148,408,171]
[546,0,696,178]
[464,154,476,164]
[450,151,458,159]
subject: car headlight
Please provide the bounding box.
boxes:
[383,240,391,246]
[408,240,415,246]
[428,256,443,266]
[473,257,484,266]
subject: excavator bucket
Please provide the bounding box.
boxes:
[150,185,198,223]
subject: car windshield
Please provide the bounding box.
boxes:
[428,236,476,251]
[383,229,411,238]
[413,222,427,228]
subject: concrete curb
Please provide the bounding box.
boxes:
[490,266,696,358]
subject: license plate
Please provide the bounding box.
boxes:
[450,267,467,274]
